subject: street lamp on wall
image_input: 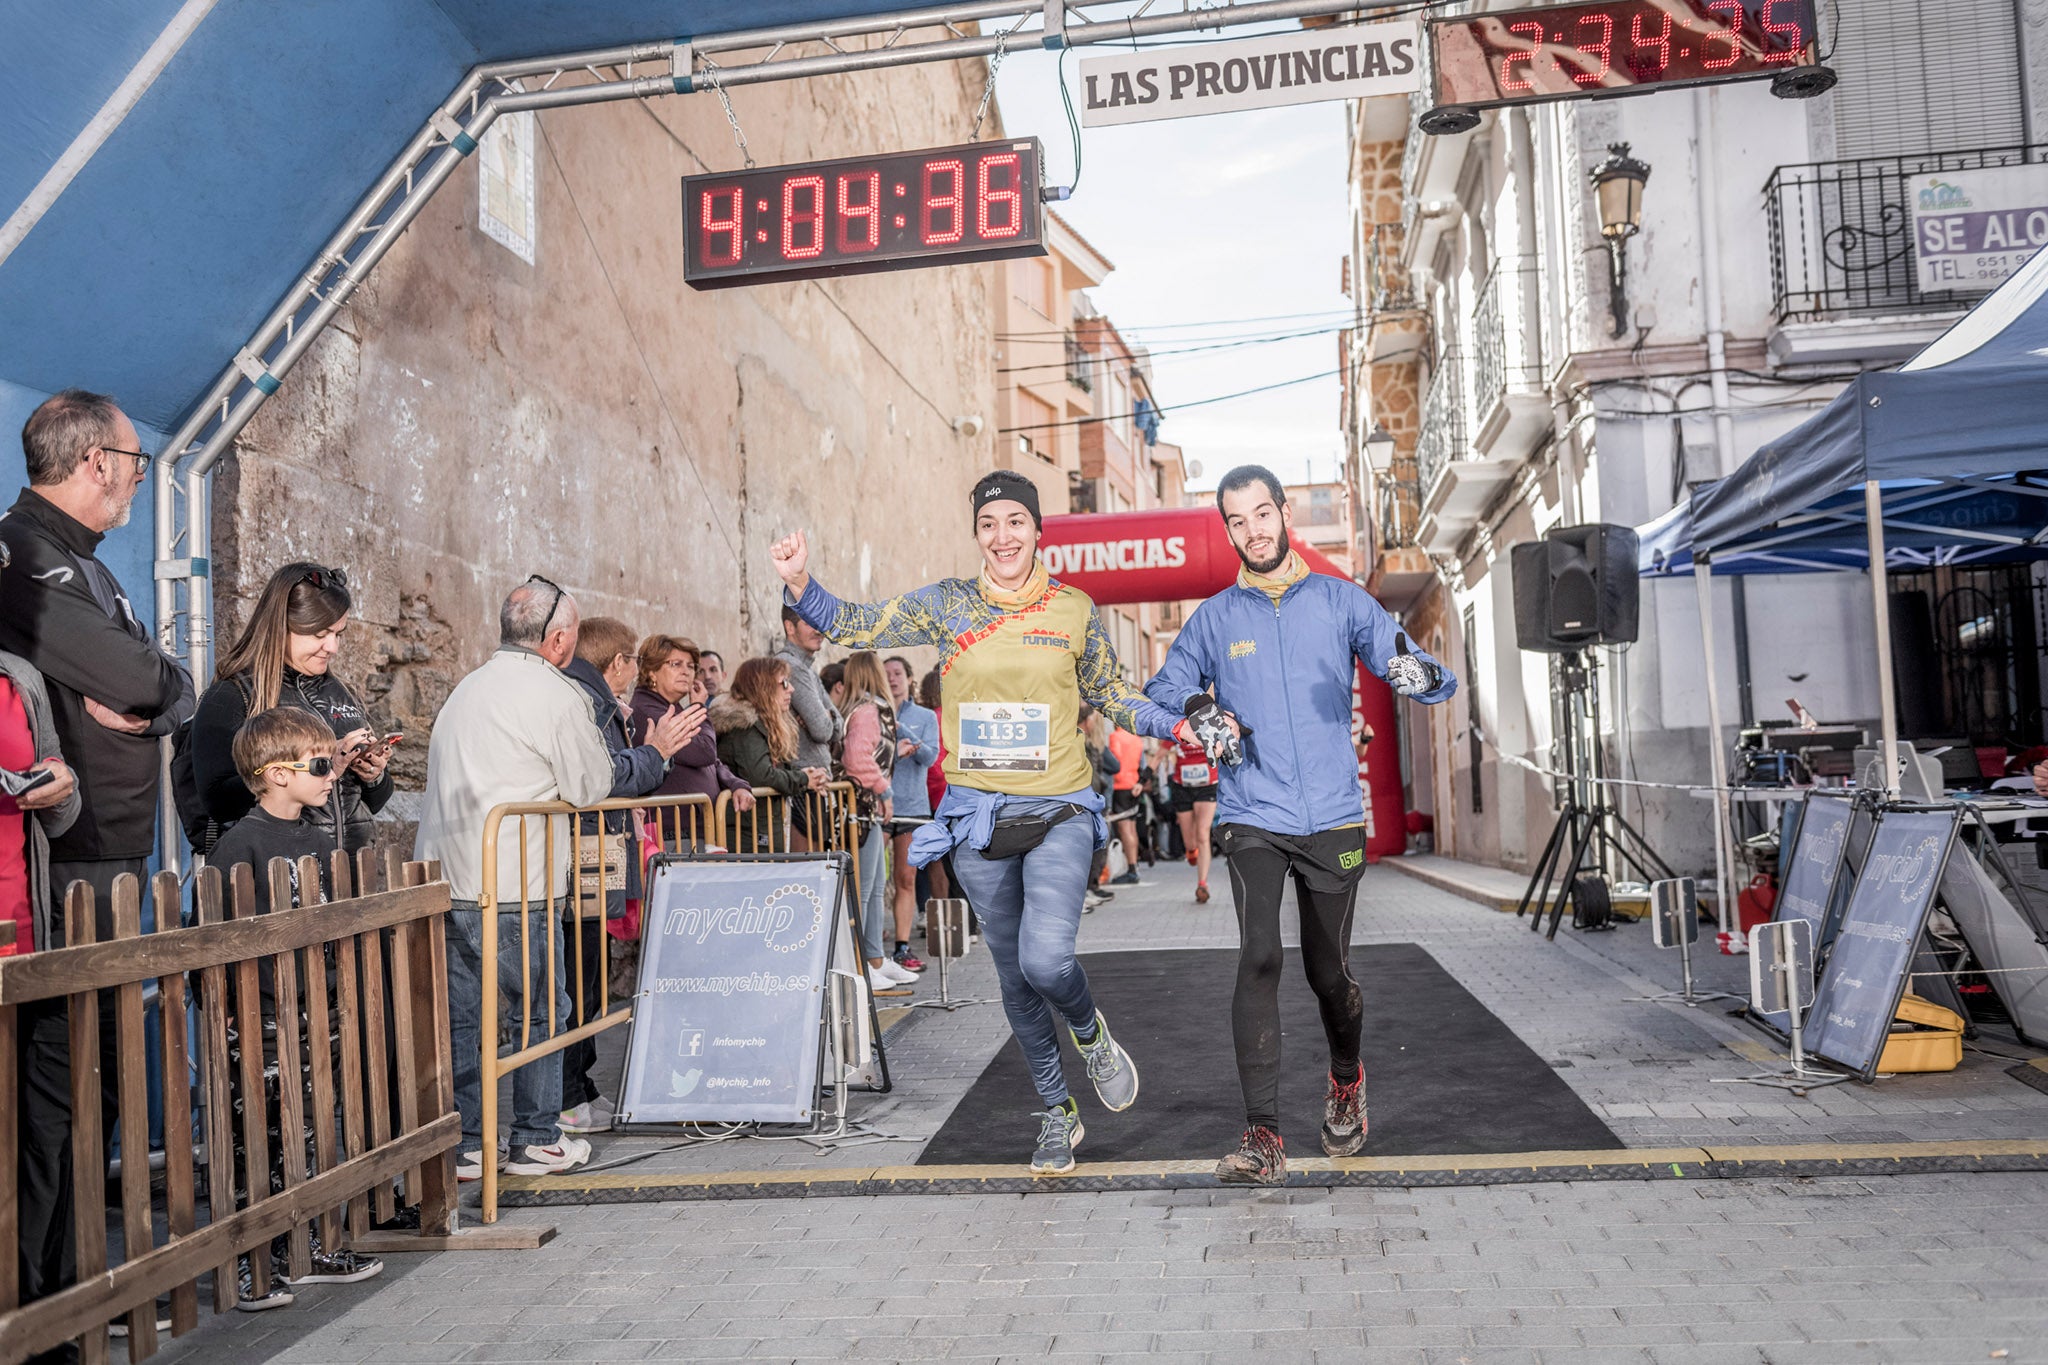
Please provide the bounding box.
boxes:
[1589,142,1651,340]
[1364,422,1396,471]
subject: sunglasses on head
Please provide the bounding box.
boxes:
[300,565,348,593]
[254,756,335,779]
[526,574,566,635]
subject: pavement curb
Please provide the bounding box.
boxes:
[496,1138,2048,1205]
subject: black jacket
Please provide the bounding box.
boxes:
[190,666,395,853]
[0,489,195,860]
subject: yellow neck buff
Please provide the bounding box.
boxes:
[1239,548,1309,605]
[980,555,1050,611]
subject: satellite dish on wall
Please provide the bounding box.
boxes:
[1187,460,1204,480]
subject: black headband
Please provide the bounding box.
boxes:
[971,471,1042,530]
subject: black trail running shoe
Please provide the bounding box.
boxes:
[1215,1125,1287,1185]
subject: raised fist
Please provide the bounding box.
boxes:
[769,530,810,592]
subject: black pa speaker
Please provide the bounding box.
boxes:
[1511,524,1640,653]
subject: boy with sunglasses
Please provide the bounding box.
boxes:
[209,707,383,1305]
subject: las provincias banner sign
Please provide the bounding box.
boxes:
[1078,20,1422,128]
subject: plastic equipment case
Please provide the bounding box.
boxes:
[1878,994,1965,1073]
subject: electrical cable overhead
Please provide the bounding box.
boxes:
[996,324,1342,375]
[999,365,1342,435]
[997,307,1357,340]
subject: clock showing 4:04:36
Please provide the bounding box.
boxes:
[1430,0,1818,107]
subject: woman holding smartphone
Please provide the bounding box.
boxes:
[770,470,1197,1174]
[191,562,395,854]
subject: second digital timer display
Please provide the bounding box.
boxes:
[1431,0,1817,108]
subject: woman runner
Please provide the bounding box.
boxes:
[770,470,1198,1173]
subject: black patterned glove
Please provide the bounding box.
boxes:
[1184,695,1245,767]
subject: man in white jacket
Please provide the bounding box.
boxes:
[417,576,613,1178]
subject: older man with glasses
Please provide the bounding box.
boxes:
[415,575,613,1179]
[0,387,194,1315]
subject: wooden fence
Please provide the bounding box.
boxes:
[0,850,458,1364]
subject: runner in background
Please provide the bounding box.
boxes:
[1146,464,1457,1186]
[769,470,1195,1175]
[1171,728,1220,904]
[1105,723,1144,885]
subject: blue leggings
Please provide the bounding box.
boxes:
[946,813,1099,1107]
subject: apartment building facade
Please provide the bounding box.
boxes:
[1343,0,2048,879]
[995,213,1192,679]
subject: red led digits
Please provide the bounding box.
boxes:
[780,175,826,260]
[1759,0,1803,61]
[978,152,1023,240]
[1572,12,1612,84]
[837,170,880,253]
[1629,8,1672,76]
[921,158,966,246]
[700,185,743,267]
[1500,18,1546,90]
[1701,0,1743,69]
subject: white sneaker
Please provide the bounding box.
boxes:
[456,1150,482,1182]
[504,1136,592,1175]
[871,958,917,986]
[559,1096,616,1134]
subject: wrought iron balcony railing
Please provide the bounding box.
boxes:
[1765,143,2048,322]
[1415,349,1466,500]
[1471,254,1543,414]
[1378,471,1422,552]
[1064,330,1093,391]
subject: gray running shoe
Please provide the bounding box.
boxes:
[1321,1069,1367,1157]
[1071,1010,1139,1112]
[1215,1125,1287,1186]
[1030,1104,1084,1174]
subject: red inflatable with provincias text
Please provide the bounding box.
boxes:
[1040,508,1408,861]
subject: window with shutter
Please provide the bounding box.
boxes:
[1829,0,2024,158]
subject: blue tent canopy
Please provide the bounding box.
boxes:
[1637,243,2048,577]
[0,1,934,434]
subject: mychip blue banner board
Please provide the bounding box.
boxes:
[618,855,847,1125]
[1803,808,1959,1080]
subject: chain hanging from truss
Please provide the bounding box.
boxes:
[701,60,756,168]
[968,17,1024,141]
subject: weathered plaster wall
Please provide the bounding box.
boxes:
[214,54,1003,795]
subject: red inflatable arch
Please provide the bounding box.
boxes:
[1040,507,1407,861]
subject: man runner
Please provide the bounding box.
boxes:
[1145,465,1457,1184]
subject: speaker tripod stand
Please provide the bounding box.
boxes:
[1514,649,1677,939]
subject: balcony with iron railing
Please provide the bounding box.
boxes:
[1766,143,2048,341]
[1415,349,1466,502]
[1378,470,1421,552]
[1469,254,1548,462]
[1064,330,1093,391]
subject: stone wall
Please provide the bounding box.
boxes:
[213,54,1003,800]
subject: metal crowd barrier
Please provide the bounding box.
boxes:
[0,851,458,1362]
[471,785,861,1221]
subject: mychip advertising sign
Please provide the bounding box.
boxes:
[619,856,847,1124]
[1911,162,2048,292]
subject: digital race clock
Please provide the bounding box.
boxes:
[1428,0,1819,111]
[682,139,1047,290]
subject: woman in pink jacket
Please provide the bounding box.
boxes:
[836,652,911,986]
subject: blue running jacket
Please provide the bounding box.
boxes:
[1143,573,1457,836]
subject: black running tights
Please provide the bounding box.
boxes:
[1225,840,1363,1129]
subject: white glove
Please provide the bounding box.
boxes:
[1385,636,1441,698]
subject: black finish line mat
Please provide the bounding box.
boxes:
[917,943,1623,1165]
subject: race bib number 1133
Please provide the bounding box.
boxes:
[957,701,1050,773]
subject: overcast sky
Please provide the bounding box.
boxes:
[993,37,1354,493]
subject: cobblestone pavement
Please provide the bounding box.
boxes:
[141,858,2048,1362]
